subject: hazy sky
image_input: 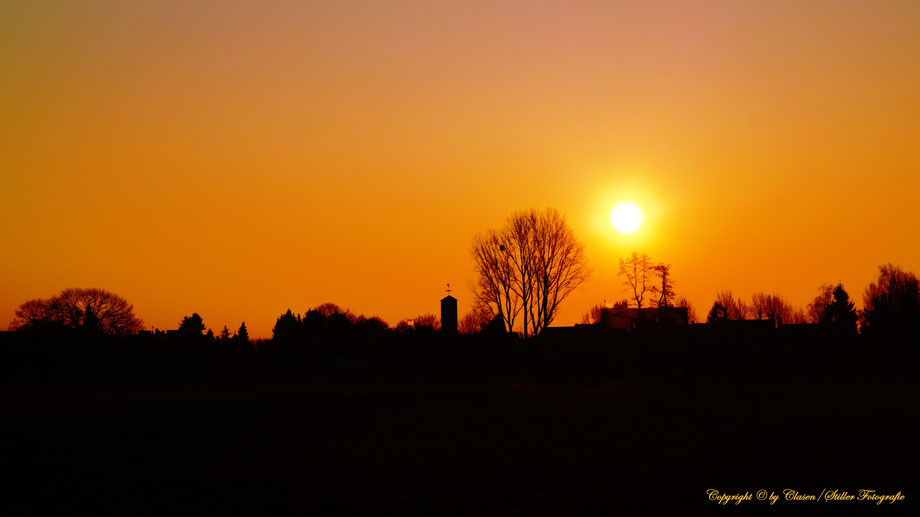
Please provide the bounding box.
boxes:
[2,1,919,337]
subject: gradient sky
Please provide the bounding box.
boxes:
[2,1,919,338]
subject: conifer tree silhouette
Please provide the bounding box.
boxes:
[820,284,858,334]
[178,313,206,335]
[236,322,250,345]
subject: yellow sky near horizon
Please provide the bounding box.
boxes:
[2,1,919,337]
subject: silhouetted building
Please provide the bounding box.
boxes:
[600,305,689,330]
[441,287,457,334]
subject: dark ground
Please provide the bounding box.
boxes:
[1,375,915,515]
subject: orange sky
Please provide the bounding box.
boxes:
[2,1,919,338]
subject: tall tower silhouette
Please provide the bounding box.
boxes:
[441,284,457,334]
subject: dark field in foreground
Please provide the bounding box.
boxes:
[1,376,915,515]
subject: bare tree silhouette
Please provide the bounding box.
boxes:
[715,290,750,320]
[473,208,589,338]
[472,232,521,334]
[459,301,492,334]
[397,314,440,333]
[750,292,799,325]
[751,292,768,320]
[653,263,674,309]
[579,303,605,325]
[862,264,920,339]
[676,297,698,324]
[618,252,657,324]
[10,288,144,336]
[807,284,835,323]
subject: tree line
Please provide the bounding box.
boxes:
[697,263,918,340]
[7,208,920,344]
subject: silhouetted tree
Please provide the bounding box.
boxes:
[178,313,206,335]
[398,314,440,333]
[618,252,657,324]
[303,304,357,345]
[579,303,605,325]
[272,310,302,345]
[482,314,507,335]
[653,264,674,309]
[676,297,698,324]
[270,304,383,357]
[236,322,250,345]
[459,304,492,334]
[82,306,101,335]
[314,302,350,319]
[10,287,144,336]
[466,298,495,334]
[715,290,750,320]
[472,235,520,334]
[765,296,793,325]
[352,316,389,342]
[473,208,589,338]
[819,284,858,334]
[395,319,413,334]
[861,264,920,339]
[706,302,727,323]
[789,308,808,324]
[807,284,835,323]
[219,325,232,341]
[750,293,796,326]
[751,292,768,320]
[10,299,58,331]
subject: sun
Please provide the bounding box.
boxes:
[610,201,644,234]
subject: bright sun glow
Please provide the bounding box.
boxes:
[610,201,644,234]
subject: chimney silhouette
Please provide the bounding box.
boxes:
[441,283,457,334]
